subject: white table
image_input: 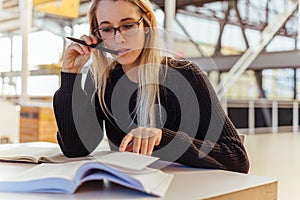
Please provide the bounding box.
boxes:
[0,143,277,200]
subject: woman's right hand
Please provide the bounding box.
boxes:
[62,35,98,73]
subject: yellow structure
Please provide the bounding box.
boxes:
[33,0,80,19]
[33,0,56,5]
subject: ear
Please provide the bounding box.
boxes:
[145,27,150,34]
[144,12,152,34]
[146,12,152,22]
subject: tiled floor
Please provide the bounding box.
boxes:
[244,133,300,200]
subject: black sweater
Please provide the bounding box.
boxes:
[53,58,249,173]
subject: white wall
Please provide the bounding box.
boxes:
[0,99,19,143]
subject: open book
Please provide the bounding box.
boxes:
[0,143,63,163]
[0,160,173,197]
[0,142,159,171]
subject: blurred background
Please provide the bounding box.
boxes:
[0,0,299,199]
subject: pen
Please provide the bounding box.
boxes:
[66,36,119,55]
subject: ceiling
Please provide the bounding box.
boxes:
[0,0,298,37]
[0,0,298,56]
[2,0,222,36]
[152,0,226,8]
[0,0,91,37]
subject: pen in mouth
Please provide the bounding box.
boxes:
[66,37,119,55]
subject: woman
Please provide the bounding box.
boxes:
[53,0,249,173]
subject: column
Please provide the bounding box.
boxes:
[165,0,176,52]
[19,0,32,103]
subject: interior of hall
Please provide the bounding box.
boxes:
[1,1,300,199]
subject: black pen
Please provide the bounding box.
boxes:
[66,37,119,55]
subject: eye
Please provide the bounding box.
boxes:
[121,23,135,30]
[100,27,113,33]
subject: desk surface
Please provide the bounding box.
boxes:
[0,143,277,200]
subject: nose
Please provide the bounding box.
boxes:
[114,29,126,44]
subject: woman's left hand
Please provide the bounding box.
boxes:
[119,127,162,156]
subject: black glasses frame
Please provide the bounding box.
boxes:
[93,17,144,40]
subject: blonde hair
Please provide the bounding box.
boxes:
[88,0,163,127]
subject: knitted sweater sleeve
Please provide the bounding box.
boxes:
[155,62,250,173]
[53,72,104,157]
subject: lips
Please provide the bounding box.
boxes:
[116,49,130,56]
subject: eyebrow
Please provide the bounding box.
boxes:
[99,17,137,26]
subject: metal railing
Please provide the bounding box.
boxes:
[224,98,300,134]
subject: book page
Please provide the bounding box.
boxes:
[1,161,84,182]
[0,142,159,171]
[39,150,110,163]
[75,161,172,196]
[39,153,94,163]
[44,151,159,171]
[129,169,173,196]
[42,150,159,171]
[0,161,86,193]
[93,151,159,171]
[145,171,174,196]
[0,145,61,163]
[0,160,173,196]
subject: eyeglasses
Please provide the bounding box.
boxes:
[94,17,144,40]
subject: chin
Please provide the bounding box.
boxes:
[116,51,141,67]
[116,57,134,66]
